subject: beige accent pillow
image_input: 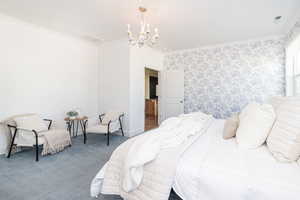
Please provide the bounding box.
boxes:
[223,114,239,139]
[236,103,276,149]
[267,98,300,162]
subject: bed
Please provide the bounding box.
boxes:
[173,119,300,200]
[91,115,300,200]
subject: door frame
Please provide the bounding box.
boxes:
[144,67,161,127]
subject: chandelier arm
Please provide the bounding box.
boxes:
[127,0,159,47]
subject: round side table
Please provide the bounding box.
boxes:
[64,116,88,137]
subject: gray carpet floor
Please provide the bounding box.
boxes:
[0,133,181,200]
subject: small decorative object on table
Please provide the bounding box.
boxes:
[65,110,87,138]
[66,110,79,120]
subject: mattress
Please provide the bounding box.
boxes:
[173,120,300,200]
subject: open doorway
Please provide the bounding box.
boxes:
[145,68,159,131]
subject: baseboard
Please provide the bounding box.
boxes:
[0,148,7,156]
[127,128,145,137]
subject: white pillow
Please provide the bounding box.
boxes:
[267,98,300,162]
[223,113,239,140]
[179,111,209,119]
[268,96,285,110]
[236,103,276,149]
[14,114,47,132]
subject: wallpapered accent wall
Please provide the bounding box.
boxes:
[164,37,286,118]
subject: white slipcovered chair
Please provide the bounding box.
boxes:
[85,111,124,146]
[2,114,69,161]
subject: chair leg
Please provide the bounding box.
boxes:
[7,129,17,158]
[107,132,110,146]
[106,122,111,146]
[119,118,124,136]
[35,134,39,162]
[81,120,87,144]
[83,132,87,144]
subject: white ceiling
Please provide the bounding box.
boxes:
[0,0,300,50]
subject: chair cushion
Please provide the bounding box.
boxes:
[11,114,48,147]
[0,114,44,150]
[14,114,47,132]
[1,114,36,135]
[102,112,123,124]
[1,113,35,126]
[87,121,120,134]
[87,125,108,134]
[15,129,69,147]
[15,132,46,146]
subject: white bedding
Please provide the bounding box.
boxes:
[91,112,214,199]
[173,120,300,200]
[122,113,213,192]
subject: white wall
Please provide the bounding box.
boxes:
[129,46,164,136]
[0,14,100,154]
[98,39,130,134]
[98,40,164,137]
[0,14,164,154]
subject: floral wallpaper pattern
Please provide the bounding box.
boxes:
[164,37,286,119]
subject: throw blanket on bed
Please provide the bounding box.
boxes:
[41,130,72,156]
[91,112,214,200]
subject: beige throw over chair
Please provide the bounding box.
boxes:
[1,114,71,161]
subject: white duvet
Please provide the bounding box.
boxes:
[91,117,300,200]
[91,112,214,199]
[123,113,213,192]
[173,120,300,200]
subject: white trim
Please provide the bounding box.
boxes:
[286,34,300,96]
[127,128,144,137]
[294,74,300,96]
[0,148,6,155]
[165,35,285,55]
[283,7,300,36]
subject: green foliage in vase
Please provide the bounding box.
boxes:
[66,110,79,117]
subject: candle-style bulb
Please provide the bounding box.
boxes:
[127,24,131,32]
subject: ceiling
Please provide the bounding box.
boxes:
[0,0,300,50]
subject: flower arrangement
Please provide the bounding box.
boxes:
[66,110,79,119]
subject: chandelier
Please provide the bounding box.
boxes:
[127,1,159,47]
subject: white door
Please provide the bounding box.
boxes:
[161,70,184,121]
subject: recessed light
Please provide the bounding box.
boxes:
[274,16,282,24]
